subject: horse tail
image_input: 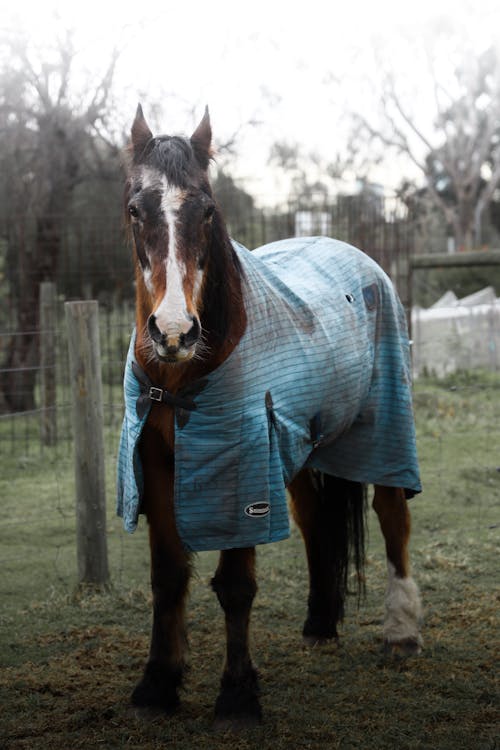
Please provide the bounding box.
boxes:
[311,472,367,622]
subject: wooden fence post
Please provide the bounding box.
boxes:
[65,300,109,587]
[40,282,57,446]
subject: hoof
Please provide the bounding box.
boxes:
[131,661,181,713]
[214,668,262,727]
[302,614,339,646]
[383,637,423,658]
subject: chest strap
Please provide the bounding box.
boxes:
[131,361,198,419]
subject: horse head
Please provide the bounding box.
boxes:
[125,105,216,365]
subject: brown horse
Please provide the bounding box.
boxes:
[120,105,423,726]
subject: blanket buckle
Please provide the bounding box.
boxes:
[149,386,163,402]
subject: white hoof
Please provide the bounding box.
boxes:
[383,564,423,651]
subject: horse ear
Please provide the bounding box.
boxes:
[190,106,212,170]
[131,104,153,160]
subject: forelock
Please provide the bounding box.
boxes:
[140,135,201,188]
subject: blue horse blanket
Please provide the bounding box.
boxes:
[117,237,421,551]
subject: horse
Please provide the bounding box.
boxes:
[117,105,423,726]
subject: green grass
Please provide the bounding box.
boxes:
[0,375,499,749]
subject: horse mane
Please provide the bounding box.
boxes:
[202,197,245,347]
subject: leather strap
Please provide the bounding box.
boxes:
[131,361,198,419]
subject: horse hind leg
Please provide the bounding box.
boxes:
[211,547,261,728]
[373,485,423,657]
[289,470,367,646]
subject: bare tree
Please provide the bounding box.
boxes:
[350,43,500,251]
[0,29,119,411]
[268,140,345,204]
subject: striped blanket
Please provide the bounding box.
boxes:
[117,237,421,551]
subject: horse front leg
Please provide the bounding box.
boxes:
[211,547,261,727]
[132,427,191,713]
[373,485,423,656]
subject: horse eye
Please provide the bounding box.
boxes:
[128,204,140,219]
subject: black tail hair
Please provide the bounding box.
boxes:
[311,472,367,622]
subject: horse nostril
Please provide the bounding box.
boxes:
[183,317,201,348]
[147,314,165,345]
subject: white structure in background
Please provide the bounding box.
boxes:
[295,210,331,237]
[411,287,500,377]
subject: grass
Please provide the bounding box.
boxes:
[0,374,499,748]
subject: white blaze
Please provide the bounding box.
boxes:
[153,179,193,345]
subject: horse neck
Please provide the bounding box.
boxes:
[134,213,246,393]
[200,213,247,362]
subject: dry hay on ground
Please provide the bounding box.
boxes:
[1,587,498,750]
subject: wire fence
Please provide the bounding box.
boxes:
[0,300,135,603]
[0,302,133,457]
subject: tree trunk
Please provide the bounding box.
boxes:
[0,216,62,413]
[0,326,38,412]
[451,211,474,253]
[457,196,476,252]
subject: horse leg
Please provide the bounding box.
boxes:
[289,469,366,645]
[132,427,191,712]
[372,485,423,656]
[211,547,261,727]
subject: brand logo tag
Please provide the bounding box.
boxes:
[244,502,270,518]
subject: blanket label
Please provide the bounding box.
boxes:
[244,502,271,518]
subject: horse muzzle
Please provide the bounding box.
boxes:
[147,313,201,363]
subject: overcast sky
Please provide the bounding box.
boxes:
[3,0,500,202]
